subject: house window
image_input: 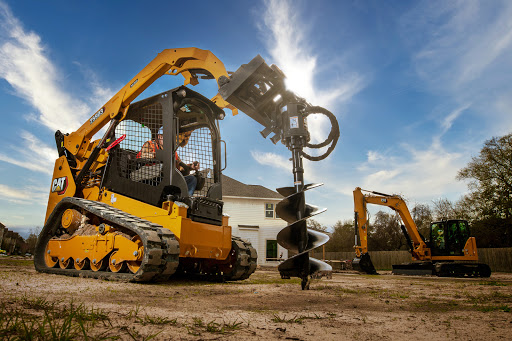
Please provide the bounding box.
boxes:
[266,240,278,261]
[265,203,274,218]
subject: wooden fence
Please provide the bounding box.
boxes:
[311,248,512,272]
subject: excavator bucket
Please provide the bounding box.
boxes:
[353,253,377,274]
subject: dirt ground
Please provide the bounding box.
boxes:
[1,257,511,340]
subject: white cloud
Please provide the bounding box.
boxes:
[0,2,90,133]
[259,0,365,144]
[367,150,383,163]
[357,140,466,201]
[402,0,512,137]
[250,150,291,173]
[72,61,116,110]
[0,182,47,205]
[0,130,57,174]
[441,103,470,134]
[0,2,117,181]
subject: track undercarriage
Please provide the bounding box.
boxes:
[392,261,491,277]
[34,197,257,282]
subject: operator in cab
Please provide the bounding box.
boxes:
[137,127,199,196]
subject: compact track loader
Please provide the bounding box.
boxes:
[35,48,339,288]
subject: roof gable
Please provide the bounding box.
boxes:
[222,174,282,199]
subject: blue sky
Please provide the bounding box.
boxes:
[1,0,511,237]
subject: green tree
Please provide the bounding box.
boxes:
[307,219,327,232]
[325,220,354,252]
[411,203,432,240]
[455,133,512,247]
[457,133,512,219]
[368,211,406,251]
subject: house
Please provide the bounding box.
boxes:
[221,175,288,266]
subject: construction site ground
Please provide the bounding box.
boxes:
[1,257,511,340]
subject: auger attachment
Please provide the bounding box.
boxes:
[276,184,331,289]
[219,54,340,289]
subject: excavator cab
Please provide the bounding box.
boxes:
[429,220,471,256]
[103,86,225,224]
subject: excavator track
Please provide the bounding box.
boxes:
[177,236,257,281]
[434,262,491,278]
[34,197,180,282]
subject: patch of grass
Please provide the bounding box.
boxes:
[20,295,58,311]
[138,314,176,326]
[206,321,224,333]
[0,258,33,267]
[465,291,512,304]
[477,305,511,313]
[186,318,244,336]
[272,313,326,324]
[121,325,161,340]
[127,304,142,318]
[193,317,204,328]
[0,297,116,340]
[413,300,459,312]
[224,320,244,331]
[478,281,509,287]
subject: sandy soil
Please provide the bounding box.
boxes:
[1,257,511,340]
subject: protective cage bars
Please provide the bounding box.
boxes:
[112,101,216,197]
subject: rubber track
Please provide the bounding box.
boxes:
[177,236,257,281]
[34,197,180,282]
[435,262,491,278]
[225,236,258,281]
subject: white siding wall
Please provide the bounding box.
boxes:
[224,196,288,266]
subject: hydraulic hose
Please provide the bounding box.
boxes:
[302,106,340,161]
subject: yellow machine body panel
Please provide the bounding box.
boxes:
[46,233,141,265]
[430,237,478,262]
[98,190,232,260]
[45,156,76,222]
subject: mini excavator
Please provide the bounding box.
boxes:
[35,48,338,289]
[352,187,491,277]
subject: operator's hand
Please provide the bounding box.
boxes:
[189,161,200,171]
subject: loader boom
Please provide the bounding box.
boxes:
[47,48,235,221]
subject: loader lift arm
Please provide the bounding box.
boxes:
[49,48,236,218]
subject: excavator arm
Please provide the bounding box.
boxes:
[353,187,431,274]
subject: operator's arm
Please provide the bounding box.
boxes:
[138,141,156,159]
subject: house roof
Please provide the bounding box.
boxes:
[222,174,283,199]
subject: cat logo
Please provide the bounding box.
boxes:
[51,176,68,195]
